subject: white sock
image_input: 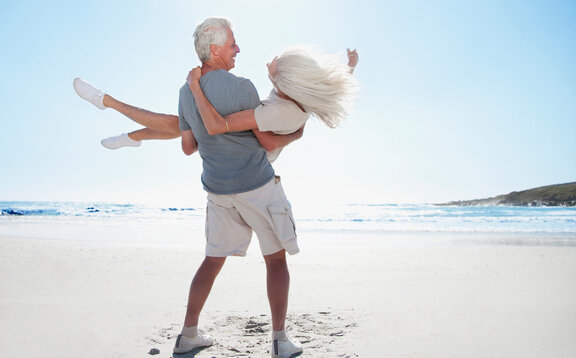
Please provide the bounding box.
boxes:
[181,326,198,338]
[124,133,140,143]
[96,93,105,108]
[272,329,288,341]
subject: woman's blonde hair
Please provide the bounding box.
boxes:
[272,48,358,128]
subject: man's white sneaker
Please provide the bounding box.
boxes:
[101,133,141,150]
[173,333,213,354]
[271,334,303,358]
[73,78,106,109]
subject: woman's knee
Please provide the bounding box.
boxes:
[167,115,180,134]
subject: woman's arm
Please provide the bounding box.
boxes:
[252,125,305,152]
[187,67,259,135]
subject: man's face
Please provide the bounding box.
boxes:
[267,56,278,79]
[217,28,240,70]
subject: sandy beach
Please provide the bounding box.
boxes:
[0,230,575,358]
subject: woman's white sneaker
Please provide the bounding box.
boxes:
[73,78,106,109]
[100,133,141,150]
[173,333,213,354]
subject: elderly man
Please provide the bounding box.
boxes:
[175,17,303,358]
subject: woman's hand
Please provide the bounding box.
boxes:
[347,48,359,73]
[187,67,202,92]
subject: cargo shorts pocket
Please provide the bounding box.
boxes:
[268,206,296,244]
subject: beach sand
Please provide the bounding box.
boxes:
[0,231,575,358]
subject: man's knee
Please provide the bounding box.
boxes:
[202,256,227,271]
[264,250,287,268]
[264,249,285,260]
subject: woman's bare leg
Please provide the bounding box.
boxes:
[127,128,181,141]
[102,94,180,135]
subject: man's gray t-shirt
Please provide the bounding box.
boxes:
[178,70,274,194]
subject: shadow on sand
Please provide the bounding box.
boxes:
[172,346,210,357]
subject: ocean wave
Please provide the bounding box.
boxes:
[1,208,60,216]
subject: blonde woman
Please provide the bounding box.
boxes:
[73,48,358,161]
[187,47,358,162]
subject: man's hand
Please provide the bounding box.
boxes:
[181,129,198,156]
[347,48,359,73]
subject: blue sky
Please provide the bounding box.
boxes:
[0,0,574,206]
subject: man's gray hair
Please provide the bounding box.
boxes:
[273,48,358,128]
[194,17,232,63]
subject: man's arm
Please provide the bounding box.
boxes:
[252,125,305,152]
[181,129,198,156]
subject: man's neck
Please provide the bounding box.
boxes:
[201,61,228,75]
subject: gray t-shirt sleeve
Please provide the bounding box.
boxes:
[178,94,191,131]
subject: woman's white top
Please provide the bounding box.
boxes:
[254,90,309,162]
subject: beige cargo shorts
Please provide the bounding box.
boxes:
[204,176,299,257]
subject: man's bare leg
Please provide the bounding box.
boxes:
[264,250,303,356]
[102,94,180,135]
[264,250,290,331]
[183,256,227,328]
[173,256,225,353]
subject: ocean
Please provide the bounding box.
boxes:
[1,201,574,246]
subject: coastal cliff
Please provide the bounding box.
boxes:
[438,182,576,207]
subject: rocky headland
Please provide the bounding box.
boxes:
[438,182,576,207]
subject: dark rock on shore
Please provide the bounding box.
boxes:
[148,348,160,355]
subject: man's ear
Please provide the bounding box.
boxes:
[210,44,220,58]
